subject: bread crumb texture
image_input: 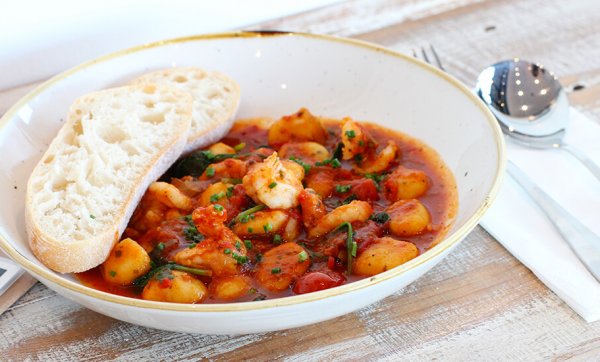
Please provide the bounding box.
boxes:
[28,85,192,243]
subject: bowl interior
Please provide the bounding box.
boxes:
[0,33,503,299]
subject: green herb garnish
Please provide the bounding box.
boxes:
[184,227,203,242]
[213,204,224,212]
[268,182,277,189]
[233,142,246,152]
[166,150,237,178]
[289,156,312,173]
[272,234,282,244]
[334,222,356,274]
[226,186,234,198]
[364,172,386,190]
[206,167,215,177]
[263,223,273,233]
[235,241,242,250]
[244,240,253,249]
[132,263,211,289]
[232,253,249,265]
[210,192,224,203]
[298,250,309,262]
[109,270,116,277]
[345,130,356,139]
[230,204,266,225]
[271,267,281,274]
[342,194,358,205]
[332,142,344,160]
[224,248,232,255]
[156,242,165,251]
[370,212,390,224]
[335,184,352,193]
[171,264,212,277]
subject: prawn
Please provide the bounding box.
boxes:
[242,152,304,209]
[174,205,247,276]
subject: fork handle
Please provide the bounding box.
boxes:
[561,143,600,183]
[507,160,600,282]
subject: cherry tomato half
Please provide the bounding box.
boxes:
[292,271,345,294]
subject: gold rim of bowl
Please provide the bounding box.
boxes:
[0,31,506,312]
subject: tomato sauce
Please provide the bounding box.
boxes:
[77,113,457,303]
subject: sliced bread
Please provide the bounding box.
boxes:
[26,84,193,273]
[129,67,240,153]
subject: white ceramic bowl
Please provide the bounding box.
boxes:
[0,32,505,334]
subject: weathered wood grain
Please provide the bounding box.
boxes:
[2,0,600,360]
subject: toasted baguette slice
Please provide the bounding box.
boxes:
[130,67,240,153]
[26,84,193,273]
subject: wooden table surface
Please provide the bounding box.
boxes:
[3,0,600,360]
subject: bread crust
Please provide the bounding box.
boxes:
[26,84,193,273]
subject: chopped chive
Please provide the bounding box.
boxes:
[156,242,165,251]
[171,264,212,277]
[210,192,224,203]
[248,287,257,294]
[109,270,116,277]
[272,234,282,244]
[268,182,277,189]
[240,214,250,223]
[226,186,234,198]
[354,154,363,163]
[206,167,215,177]
[271,267,281,274]
[89,214,96,219]
[289,156,312,173]
[188,242,197,249]
[345,130,356,139]
[331,159,342,168]
[224,248,232,255]
[263,223,273,233]
[298,250,309,262]
[232,253,249,265]
[335,184,352,193]
[248,227,254,233]
[184,225,204,243]
[213,204,224,212]
[256,253,263,263]
[233,142,246,152]
[358,140,364,147]
[235,241,242,250]
[244,240,253,249]
[231,205,266,225]
[334,222,356,274]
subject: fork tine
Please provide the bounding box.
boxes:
[420,47,430,64]
[429,44,446,71]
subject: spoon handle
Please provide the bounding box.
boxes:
[507,160,600,282]
[561,143,600,183]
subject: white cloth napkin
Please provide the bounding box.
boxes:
[481,107,600,322]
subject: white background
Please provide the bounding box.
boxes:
[0,0,344,90]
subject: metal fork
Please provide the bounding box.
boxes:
[412,45,445,72]
[414,45,600,282]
